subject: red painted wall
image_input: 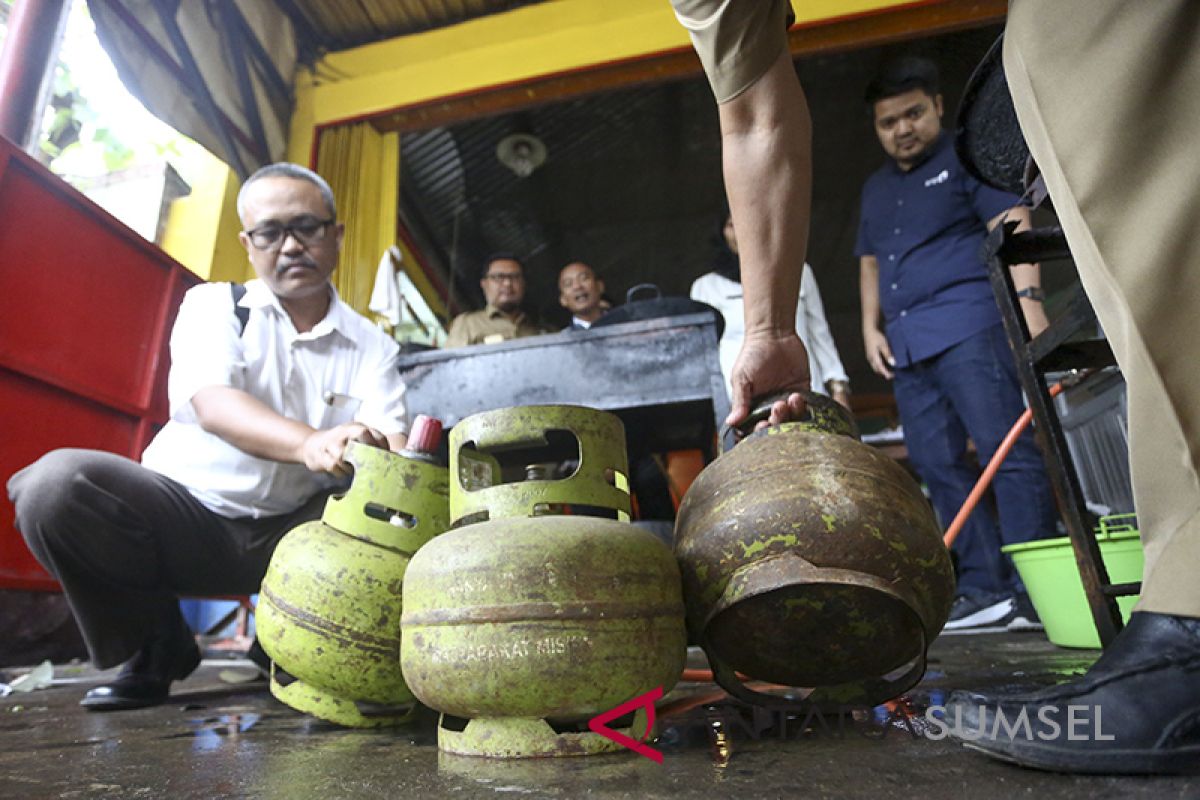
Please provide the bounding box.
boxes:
[0,136,199,590]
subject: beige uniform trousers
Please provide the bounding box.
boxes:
[670,0,792,103]
[1006,1,1200,616]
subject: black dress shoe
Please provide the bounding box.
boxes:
[81,625,202,712]
[944,611,1200,775]
[244,638,270,680]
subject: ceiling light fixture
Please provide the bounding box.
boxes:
[496,133,547,178]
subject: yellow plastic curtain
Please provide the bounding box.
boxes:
[315,122,400,316]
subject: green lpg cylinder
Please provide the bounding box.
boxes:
[257,417,450,727]
[401,405,687,758]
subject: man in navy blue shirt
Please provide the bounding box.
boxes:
[856,56,1055,632]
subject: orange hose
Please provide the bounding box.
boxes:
[942,381,1066,548]
[664,670,792,717]
[659,688,729,718]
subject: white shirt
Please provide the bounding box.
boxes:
[571,316,593,330]
[141,279,408,518]
[690,264,849,398]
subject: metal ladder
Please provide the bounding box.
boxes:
[984,221,1140,648]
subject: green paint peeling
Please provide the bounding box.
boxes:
[740,533,798,558]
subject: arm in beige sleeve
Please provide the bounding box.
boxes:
[718,46,814,428]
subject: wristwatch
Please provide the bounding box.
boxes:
[1016,286,1046,302]
[826,379,851,396]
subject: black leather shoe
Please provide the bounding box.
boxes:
[945,612,1200,774]
[81,625,202,712]
[245,638,270,680]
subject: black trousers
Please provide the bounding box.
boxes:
[7,449,330,669]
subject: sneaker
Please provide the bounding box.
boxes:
[943,590,1015,632]
[1004,592,1044,632]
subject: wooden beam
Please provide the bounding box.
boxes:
[365,0,1007,135]
[788,0,1007,57]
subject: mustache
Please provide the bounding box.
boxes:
[276,257,318,274]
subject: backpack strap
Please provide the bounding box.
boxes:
[230,283,250,335]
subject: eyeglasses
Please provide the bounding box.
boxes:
[244,216,335,250]
[484,272,523,284]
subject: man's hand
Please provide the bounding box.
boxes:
[726,330,812,431]
[301,423,388,477]
[716,46,813,435]
[864,328,895,380]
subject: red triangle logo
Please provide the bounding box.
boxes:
[587,686,664,763]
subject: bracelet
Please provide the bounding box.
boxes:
[1016,287,1046,302]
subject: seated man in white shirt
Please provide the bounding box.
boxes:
[7,163,409,711]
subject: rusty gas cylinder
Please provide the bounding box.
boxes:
[400,405,686,758]
[674,392,955,707]
[256,417,449,728]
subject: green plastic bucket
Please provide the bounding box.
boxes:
[1002,515,1142,649]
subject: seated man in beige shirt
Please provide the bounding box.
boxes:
[443,254,544,348]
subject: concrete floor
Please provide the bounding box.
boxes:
[0,632,1196,800]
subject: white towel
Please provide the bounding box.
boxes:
[368,246,404,326]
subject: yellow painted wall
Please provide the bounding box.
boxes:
[160,151,250,282]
